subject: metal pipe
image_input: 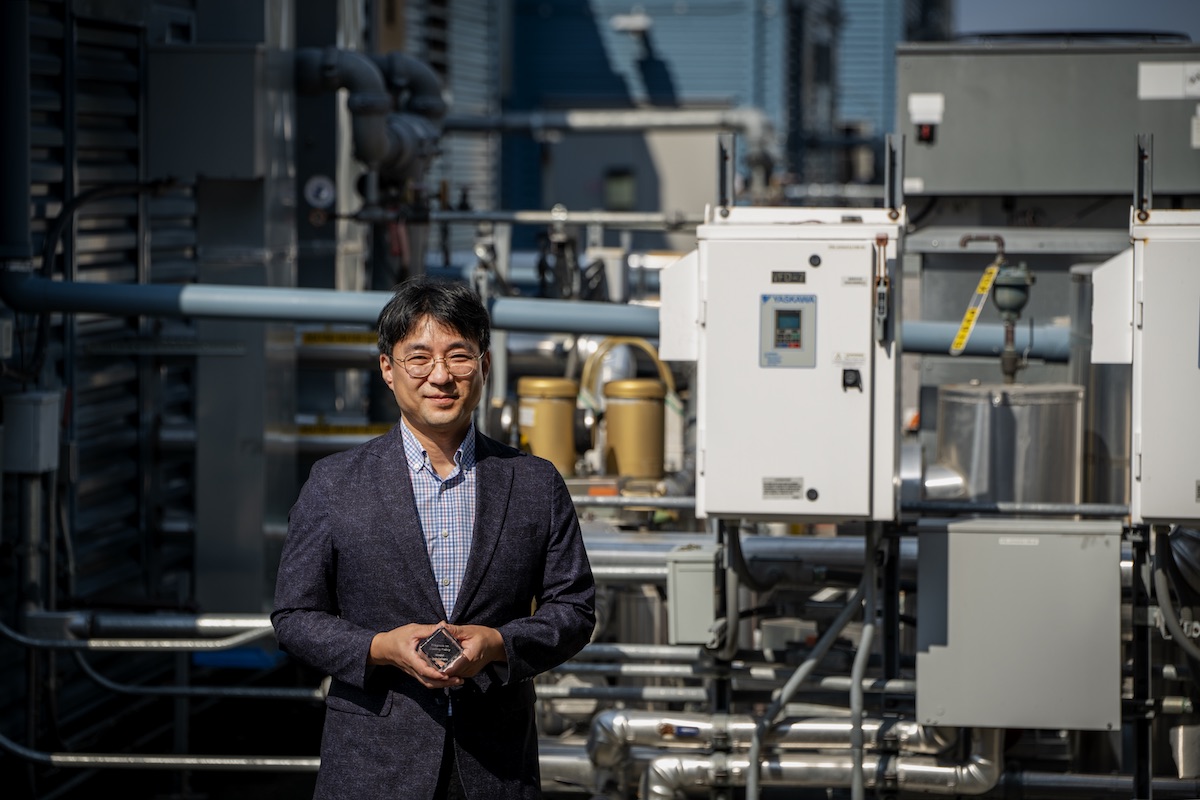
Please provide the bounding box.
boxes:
[0,270,659,337]
[0,615,272,652]
[0,728,319,771]
[0,0,30,261]
[369,51,448,121]
[588,709,957,769]
[538,741,595,795]
[295,47,395,167]
[643,728,1002,798]
[850,528,879,800]
[430,208,701,229]
[902,320,1070,362]
[0,269,1085,361]
[574,643,702,661]
[74,652,322,702]
[747,580,865,799]
[489,296,659,338]
[535,684,708,703]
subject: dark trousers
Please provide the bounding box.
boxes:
[434,727,467,800]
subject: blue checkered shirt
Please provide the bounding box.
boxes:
[400,419,477,619]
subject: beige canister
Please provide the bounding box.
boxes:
[517,377,578,476]
[602,378,665,479]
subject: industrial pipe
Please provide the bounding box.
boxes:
[295,47,396,167]
[902,320,1070,362]
[588,709,957,769]
[850,527,881,800]
[369,51,448,122]
[0,270,659,336]
[746,579,866,799]
[0,614,272,652]
[641,728,1002,798]
[0,268,1074,362]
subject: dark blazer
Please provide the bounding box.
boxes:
[272,425,596,800]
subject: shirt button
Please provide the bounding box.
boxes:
[441,530,450,538]
[442,578,451,587]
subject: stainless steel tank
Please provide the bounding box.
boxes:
[934,383,1084,504]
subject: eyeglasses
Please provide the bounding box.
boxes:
[389,352,483,378]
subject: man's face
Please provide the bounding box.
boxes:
[380,315,490,444]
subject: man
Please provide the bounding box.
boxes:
[272,276,596,800]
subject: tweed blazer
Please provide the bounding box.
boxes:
[272,424,596,800]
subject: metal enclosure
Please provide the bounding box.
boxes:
[896,43,1200,195]
[916,517,1123,731]
[1130,209,1200,524]
[661,205,904,522]
[148,10,299,614]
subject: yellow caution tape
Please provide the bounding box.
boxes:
[950,264,999,356]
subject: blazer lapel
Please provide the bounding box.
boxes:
[450,433,511,622]
[374,424,448,619]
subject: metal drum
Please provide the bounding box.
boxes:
[935,383,1084,504]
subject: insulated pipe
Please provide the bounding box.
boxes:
[294,47,396,167]
[574,643,702,661]
[0,0,31,261]
[0,268,1070,361]
[902,320,1070,362]
[0,271,658,336]
[587,709,957,769]
[369,52,448,121]
[642,728,1003,798]
[538,741,596,795]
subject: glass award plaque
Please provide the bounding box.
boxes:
[418,627,464,671]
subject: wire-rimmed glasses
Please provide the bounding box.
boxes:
[389,352,482,379]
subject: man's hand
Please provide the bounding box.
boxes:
[369,622,464,689]
[437,623,506,678]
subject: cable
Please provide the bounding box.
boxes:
[1153,528,1200,664]
[29,179,178,381]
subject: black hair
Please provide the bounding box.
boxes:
[376,276,491,356]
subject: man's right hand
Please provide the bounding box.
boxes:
[369,622,465,690]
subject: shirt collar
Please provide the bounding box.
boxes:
[399,419,477,474]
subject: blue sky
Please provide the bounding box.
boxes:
[954,0,1200,42]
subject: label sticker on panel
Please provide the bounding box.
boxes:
[764,477,804,499]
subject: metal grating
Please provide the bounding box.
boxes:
[2,0,200,761]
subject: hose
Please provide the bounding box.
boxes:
[1153,528,1200,664]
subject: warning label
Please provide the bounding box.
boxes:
[763,477,804,499]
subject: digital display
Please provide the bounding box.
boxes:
[775,309,802,347]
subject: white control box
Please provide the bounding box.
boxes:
[660,206,905,522]
[1130,209,1200,525]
